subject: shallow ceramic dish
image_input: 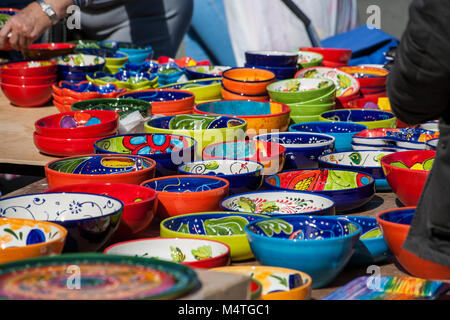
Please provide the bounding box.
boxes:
[253,132,335,169]
[94,133,196,176]
[0,217,67,264]
[45,154,156,188]
[0,60,57,77]
[221,190,335,216]
[45,183,158,240]
[160,78,221,101]
[160,212,267,261]
[267,78,335,104]
[193,100,291,135]
[184,65,231,80]
[426,138,438,150]
[319,109,397,129]
[318,150,394,191]
[211,265,312,300]
[54,81,125,99]
[23,43,76,60]
[0,193,123,252]
[265,169,375,212]
[245,215,361,288]
[1,82,53,107]
[71,98,151,118]
[202,140,286,176]
[104,237,231,269]
[178,159,264,195]
[0,253,198,300]
[245,51,299,68]
[54,54,106,73]
[222,67,276,95]
[141,175,229,219]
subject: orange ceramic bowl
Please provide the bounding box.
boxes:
[222,67,276,95]
[52,93,81,106]
[45,154,156,188]
[140,175,229,219]
[53,99,71,113]
[221,85,269,101]
[0,217,67,264]
[376,207,450,280]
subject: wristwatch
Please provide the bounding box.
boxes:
[36,0,59,25]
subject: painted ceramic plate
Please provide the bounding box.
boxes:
[0,254,198,300]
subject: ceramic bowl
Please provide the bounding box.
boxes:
[94,133,197,176]
[45,183,157,240]
[0,217,67,264]
[193,100,291,136]
[144,114,247,156]
[87,70,158,90]
[178,159,264,195]
[288,102,334,116]
[222,67,276,95]
[53,100,71,113]
[45,154,157,188]
[202,140,286,176]
[71,98,150,118]
[299,47,352,65]
[0,73,57,85]
[253,132,335,169]
[184,65,231,80]
[99,41,154,64]
[1,82,53,107]
[245,215,361,288]
[54,54,106,73]
[319,109,397,129]
[54,81,126,100]
[211,265,312,300]
[377,207,450,279]
[267,78,335,104]
[318,150,394,191]
[265,169,375,212]
[296,51,323,69]
[290,115,320,123]
[160,78,222,102]
[339,66,388,88]
[380,150,435,206]
[141,175,229,219]
[289,121,369,152]
[245,51,299,68]
[35,110,119,139]
[426,138,438,150]
[220,85,269,101]
[244,63,299,81]
[0,60,57,77]
[58,70,92,83]
[104,237,231,269]
[22,43,76,60]
[290,87,337,105]
[221,190,335,216]
[0,193,123,252]
[160,212,267,261]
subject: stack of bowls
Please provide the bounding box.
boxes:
[160,78,222,104]
[22,43,76,60]
[300,47,352,68]
[340,66,388,99]
[54,54,106,83]
[98,41,154,65]
[0,60,57,107]
[267,78,336,123]
[33,110,119,156]
[244,51,299,80]
[221,67,276,101]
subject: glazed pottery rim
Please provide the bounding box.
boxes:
[117,88,195,102]
[45,154,157,178]
[318,150,395,170]
[266,77,335,94]
[289,121,369,134]
[56,80,123,94]
[265,168,376,192]
[295,66,361,94]
[140,175,230,195]
[185,65,231,73]
[202,140,287,161]
[71,97,151,109]
[194,100,291,118]
[245,50,299,57]
[27,43,76,50]
[320,108,396,121]
[1,82,54,88]
[379,150,436,174]
[221,84,269,98]
[0,60,57,70]
[376,207,415,231]
[253,132,336,149]
[222,67,276,84]
[54,54,106,66]
[103,236,231,265]
[160,77,222,89]
[178,159,265,177]
[245,214,362,243]
[338,215,384,244]
[339,65,388,77]
[145,115,248,132]
[33,131,115,143]
[0,217,68,252]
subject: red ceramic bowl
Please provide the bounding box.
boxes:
[0,73,57,85]
[22,43,76,60]
[45,183,158,240]
[1,82,53,107]
[35,110,119,139]
[360,87,386,94]
[300,47,352,64]
[0,60,57,77]
[222,67,276,95]
[321,60,347,68]
[339,66,388,88]
[380,150,435,206]
[345,97,380,109]
[53,100,72,113]
[362,91,387,100]
[221,86,269,101]
[377,207,450,279]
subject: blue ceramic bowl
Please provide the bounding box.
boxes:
[244,63,298,80]
[337,215,391,265]
[245,215,361,288]
[264,169,376,212]
[121,61,159,74]
[94,133,197,176]
[57,81,125,95]
[319,109,397,129]
[253,132,335,170]
[58,70,92,82]
[178,159,264,195]
[0,192,123,253]
[318,150,394,191]
[184,65,231,80]
[143,175,228,193]
[289,121,368,152]
[98,41,153,57]
[245,51,298,68]
[118,89,193,102]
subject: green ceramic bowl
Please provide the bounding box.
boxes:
[86,74,159,91]
[161,78,222,102]
[291,114,320,123]
[295,51,324,69]
[289,103,335,116]
[318,109,397,129]
[71,98,151,119]
[289,88,336,106]
[267,78,335,104]
[105,51,129,66]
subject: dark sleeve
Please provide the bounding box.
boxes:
[386,0,450,125]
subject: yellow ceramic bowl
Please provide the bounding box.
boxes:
[161,78,222,102]
[319,109,397,129]
[211,266,312,300]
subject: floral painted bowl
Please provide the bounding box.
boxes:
[211,265,312,300]
[141,175,229,219]
[160,212,267,261]
[178,159,264,195]
[160,78,222,102]
[221,190,335,216]
[265,169,375,212]
[53,54,106,73]
[253,132,335,170]
[319,109,397,129]
[104,237,231,269]
[0,193,123,252]
[296,51,323,69]
[245,215,362,288]
[267,78,335,104]
[202,140,286,176]
[318,150,394,191]
[71,98,151,119]
[45,154,157,188]
[0,217,67,264]
[87,71,158,90]
[94,133,197,176]
[184,65,231,80]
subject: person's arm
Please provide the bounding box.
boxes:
[387,0,450,125]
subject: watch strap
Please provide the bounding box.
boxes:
[36,0,59,25]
